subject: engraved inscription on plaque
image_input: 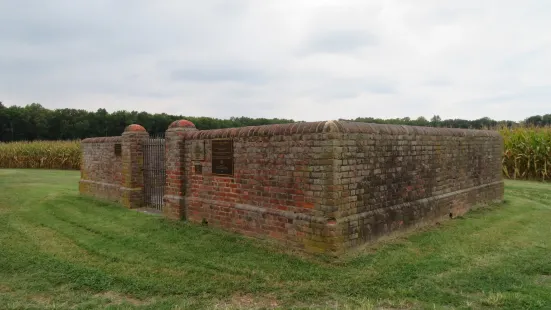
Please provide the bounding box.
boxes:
[211,139,233,175]
[191,140,205,161]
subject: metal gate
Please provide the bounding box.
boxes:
[143,135,165,211]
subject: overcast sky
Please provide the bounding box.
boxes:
[1,1,549,121]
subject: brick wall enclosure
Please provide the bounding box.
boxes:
[80,124,148,209]
[80,120,504,256]
[79,136,123,203]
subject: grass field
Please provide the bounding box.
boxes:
[1,170,550,309]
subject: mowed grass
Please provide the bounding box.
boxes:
[1,170,551,309]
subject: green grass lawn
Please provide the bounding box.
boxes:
[1,170,550,310]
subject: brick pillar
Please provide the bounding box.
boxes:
[121,124,149,209]
[163,120,197,220]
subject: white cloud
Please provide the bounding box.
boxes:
[1,0,550,121]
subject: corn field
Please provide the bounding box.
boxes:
[501,126,551,181]
[0,140,81,170]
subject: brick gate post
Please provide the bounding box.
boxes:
[163,120,197,220]
[121,124,149,209]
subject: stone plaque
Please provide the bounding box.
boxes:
[212,139,233,175]
[191,140,205,161]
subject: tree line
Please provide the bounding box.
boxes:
[0,103,294,141]
[0,102,549,142]
[341,115,520,129]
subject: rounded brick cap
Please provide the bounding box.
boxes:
[169,119,196,129]
[124,124,146,132]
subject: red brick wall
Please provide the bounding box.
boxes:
[180,122,341,253]
[79,136,123,203]
[80,121,504,256]
[334,122,504,250]
[170,121,504,255]
[79,125,148,209]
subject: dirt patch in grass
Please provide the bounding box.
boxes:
[0,202,10,214]
[95,291,152,306]
[215,293,280,309]
[535,274,551,285]
[0,285,12,293]
[29,294,53,306]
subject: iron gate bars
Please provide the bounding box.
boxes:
[143,135,165,211]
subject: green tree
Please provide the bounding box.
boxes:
[430,115,442,127]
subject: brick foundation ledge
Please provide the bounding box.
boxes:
[338,181,504,251]
[163,194,186,220]
[79,179,121,203]
[184,197,343,254]
[180,180,503,255]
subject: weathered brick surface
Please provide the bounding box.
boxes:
[79,136,123,203]
[173,121,503,255]
[79,124,148,209]
[163,123,197,219]
[332,122,504,252]
[183,133,339,252]
[82,120,504,256]
[120,127,148,209]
